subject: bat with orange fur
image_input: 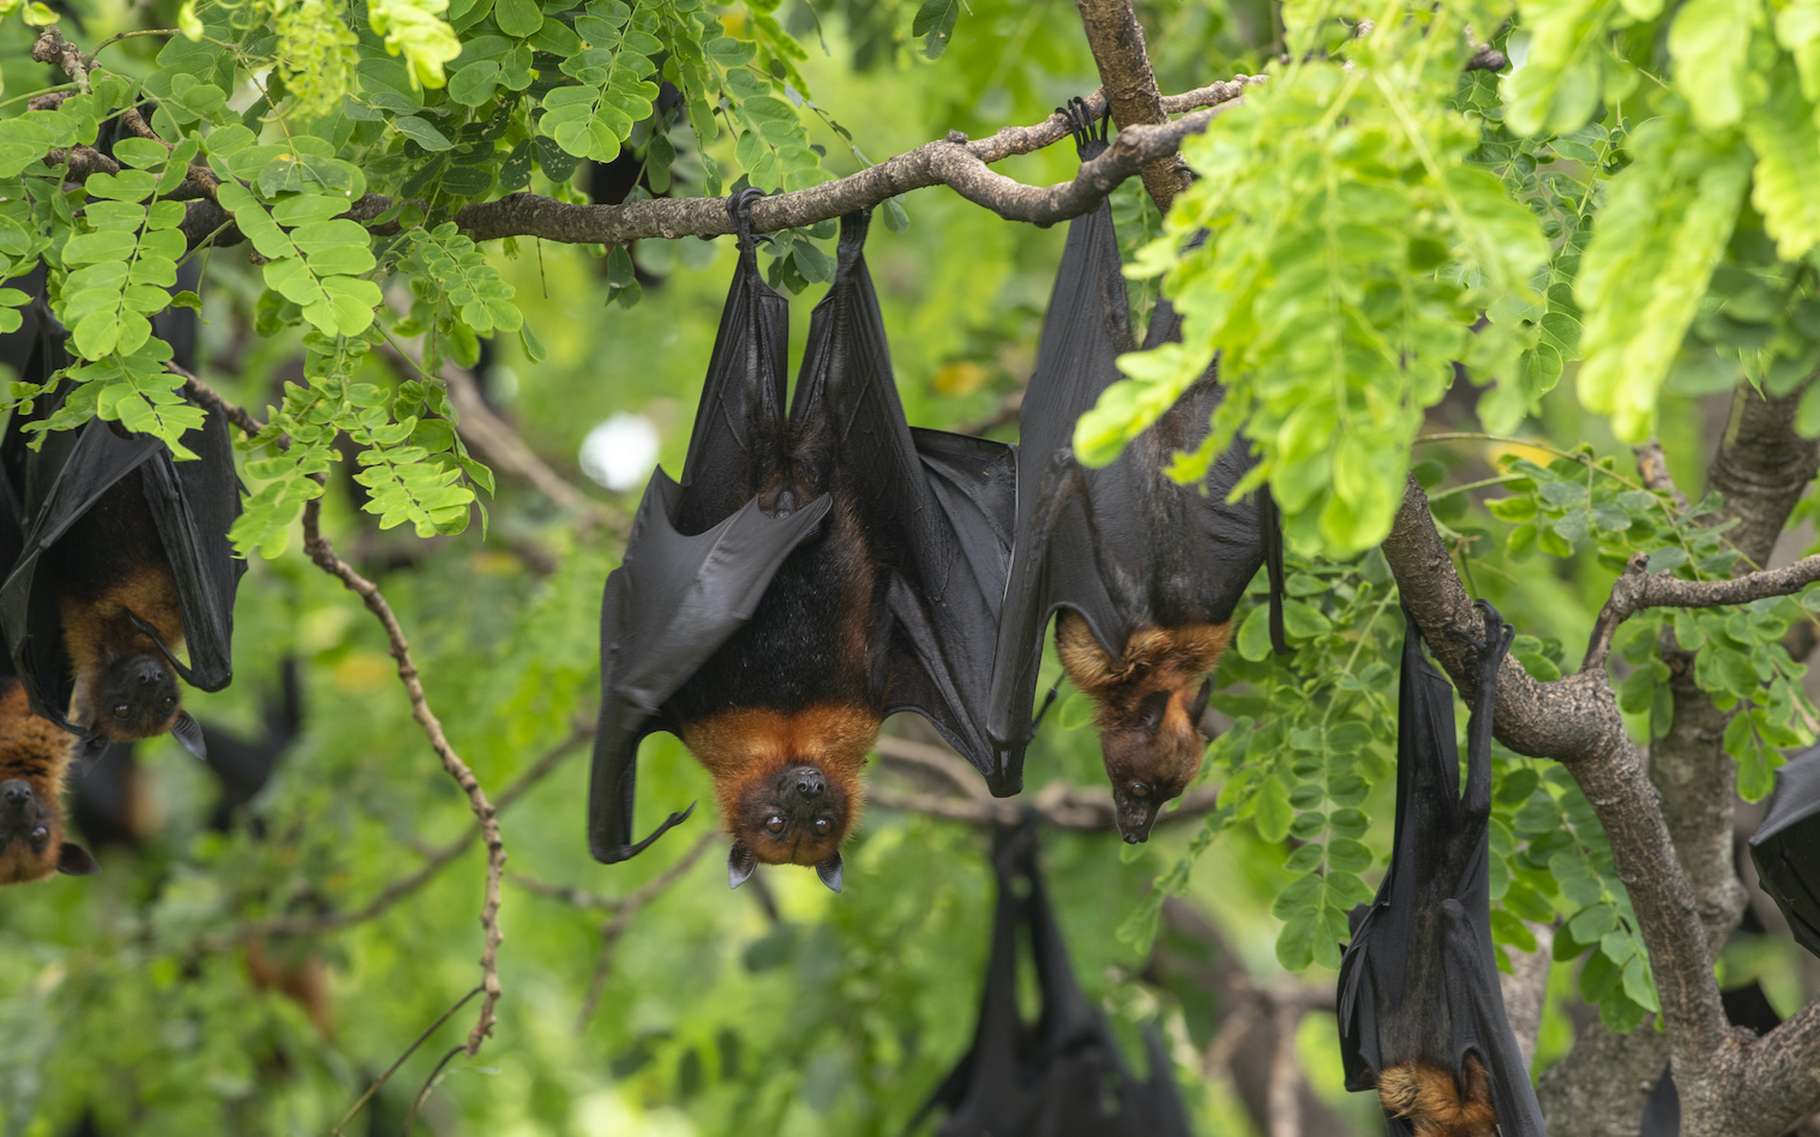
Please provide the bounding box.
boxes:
[1336,603,1546,1137]
[0,265,242,760]
[984,102,1286,841]
[0,674,95,885]
[588,197,1014,891]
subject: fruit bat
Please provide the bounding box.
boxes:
[1749,742,1820,959]
[911,818,1192,1136]
[985,100,1286,840]
[0,266,243,759]
[1337,601,1548,1137]
[1640,981,1785,1137]
[588,196,1015,889]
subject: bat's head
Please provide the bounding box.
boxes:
[726,763,852,892]
[0,777,96,885]
[92,653,185,742]
[1098,677,1212,844]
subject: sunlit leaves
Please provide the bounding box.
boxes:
[1503,0,1618,135]
[215,186,381,337]
[1078,38,1547,558]
[368,0,463,89]
[1574,110,1750,442]
[274,0,360,119]
[1742,60,1820,261]
[1666,0,1762,130]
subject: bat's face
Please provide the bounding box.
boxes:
[0,778,96,885]
[92,652,182,741]
[726,763,851,892]
[1099,678,1212,844]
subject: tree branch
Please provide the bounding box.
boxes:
[1073,0,1189,210]
[868,778,1222,833]
[1379,476,1733,1085]
[1581,551,1820,673]
[301,499,506,1057]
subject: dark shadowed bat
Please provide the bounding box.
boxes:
[588,196,1015,890]
[1337,602,1547,1137]
[1750,742,1820,960]
[985,101,1286,841]
[0,265,242,760]
[911,818,1192,1136]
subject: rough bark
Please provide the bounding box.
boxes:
[1073,0,1191,210]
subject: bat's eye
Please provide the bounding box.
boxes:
[764,814,787,836]
[111,703,131,720]
[812,817,832,836]
[161,696,176,712]
[1128,781,1151,800]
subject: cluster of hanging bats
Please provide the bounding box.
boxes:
[6,105,1820,1137]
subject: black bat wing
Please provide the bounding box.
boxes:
[907,824,1034,1135]
[986,139,1284,793]
[1749,743,1820,959]
[791,210,1015,782]
[588,473,830,863]
[587,211,826,864]
[1336,603,1544,1136]
[1,406,162,728]
[1135,1023,1195,1137]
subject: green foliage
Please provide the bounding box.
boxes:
[537,0,661,162]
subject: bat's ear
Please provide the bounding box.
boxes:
[815,852,844,894]
[1136,690,1171,734]
[170,711,207,761]
[727,841,758,890]
[57,842,99,877]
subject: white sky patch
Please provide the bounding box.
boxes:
[578,413,661,491]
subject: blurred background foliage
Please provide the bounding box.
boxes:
[0,0,1817,1134]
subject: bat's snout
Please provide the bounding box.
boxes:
[787,765,826,801]
[1,779,36,816]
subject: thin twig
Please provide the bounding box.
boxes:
[330,985,481,1137]
[301,499,505,1056]
[573,833,717,1026]
[1582,551,1820,673]
[404,1044,465,1136]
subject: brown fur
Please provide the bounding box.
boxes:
[683,704,878,866]
[61,561,186,739]
[1377,1058,1499,1137]
[245,938,334,1036]
[0,678,78,885]
[1057,614,1231,791]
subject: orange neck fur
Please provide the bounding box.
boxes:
[0,679,77,884]
[1055,617,1231,699]
[1377,1059,1499,1137]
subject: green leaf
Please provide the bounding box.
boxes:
[1742,62,1820,261]
[1575,113,1750,442]
[911,0,959,58]
[1667,0,1761,129]
[394,114,454,151]
[1254,775,1292,843]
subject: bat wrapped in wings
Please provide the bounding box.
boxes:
[1337,602,1547,1137]
[0,265,241,761]
[911,818,1191,1136]
[588,195,1015,890]
[985,101,1286,841]
[1749,741,1820,959]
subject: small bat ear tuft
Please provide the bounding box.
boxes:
[171,711,207,761]
[58,842,99,877]
[727,842,757,890]
[815,851,844,894]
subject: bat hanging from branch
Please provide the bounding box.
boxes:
[911,816,1193,1135]
[0,265,243,762]
[1337,601,1547,1137]
[985,99,1287,843]
[587,193,1016,892]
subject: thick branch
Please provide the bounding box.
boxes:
[1073,0,1188,210]
[1379,477,1731,1077]
[869,779,1222,833]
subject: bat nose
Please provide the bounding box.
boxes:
[135,660,166,686]
[789,766,825,799]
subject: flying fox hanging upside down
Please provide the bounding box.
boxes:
[587,197,1015,890]
[0,675,95,885]
[985,102,1285,842]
